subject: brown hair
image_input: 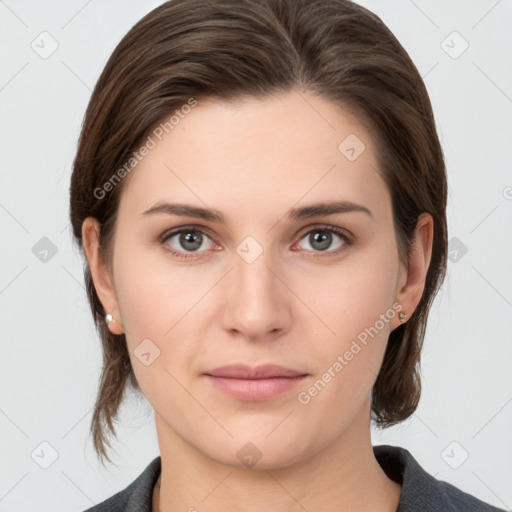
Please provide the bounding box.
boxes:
[69,0,447,465]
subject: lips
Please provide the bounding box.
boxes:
[203,364,309,401]
[205,364,307,379]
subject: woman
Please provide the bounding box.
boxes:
[69,0,505,510]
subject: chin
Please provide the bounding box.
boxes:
[201,431,314,471]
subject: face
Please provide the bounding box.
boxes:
[85,90,427,470]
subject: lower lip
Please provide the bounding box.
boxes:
[204,375,308,401]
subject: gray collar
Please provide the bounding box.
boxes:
[85,444,505,511]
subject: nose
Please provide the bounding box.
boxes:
[221,246,292,341]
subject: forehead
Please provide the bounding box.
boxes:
[118,91,388,223]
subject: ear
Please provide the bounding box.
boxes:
[82,217,125,335]
[392,212,434,330]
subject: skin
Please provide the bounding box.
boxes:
[82,90,433,512]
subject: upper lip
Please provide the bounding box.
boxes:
[205,364,307,379]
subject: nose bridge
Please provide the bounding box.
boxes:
[223,239,289,338]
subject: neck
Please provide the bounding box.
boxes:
[152,408,402,512]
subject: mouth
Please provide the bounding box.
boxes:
[203,364,309,401]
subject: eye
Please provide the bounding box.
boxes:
[160,227,216,259]
[294,225,352,257]
[159,224,353,260]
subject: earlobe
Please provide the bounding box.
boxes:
[393,213,434,329]
[105,312,124,335]
[81,217,125,335]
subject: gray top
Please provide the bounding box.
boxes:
[83,444,506,511]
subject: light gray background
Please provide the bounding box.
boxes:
[1,1,511,511]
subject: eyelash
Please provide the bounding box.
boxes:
[158,224,353,260]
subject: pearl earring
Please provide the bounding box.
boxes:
[105,313,113,324]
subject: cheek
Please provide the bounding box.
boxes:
[295,239,399,397]
[300,239,399,345]
[112,241,227,404]
[113,232,195,338]
[111,241,191,390]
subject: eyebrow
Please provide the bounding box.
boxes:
[141,200,373,224]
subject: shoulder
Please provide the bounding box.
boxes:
[373,444,506,512]
[82,456,161,512]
